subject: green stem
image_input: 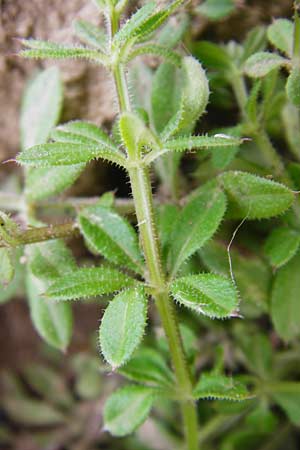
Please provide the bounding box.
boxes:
[129,166,198,450]
[293,1,300,62]
[109,7,199,448]
[230,70,248,120]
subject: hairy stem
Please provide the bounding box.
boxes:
[0,222,79,248]
[129,165,198,450]
[109,9,199,449]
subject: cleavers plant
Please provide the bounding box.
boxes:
[0,1,300,449]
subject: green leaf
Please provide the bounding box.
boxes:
[28,240,77,281]
[120,347,174,388]
[27,272,73,351]
[220,171,294,219]
[99,287,147,368]
[0,249,24,305]
[244,52,288,78]
[20,39,108,65]
[197,0,236,20]
[211,127,242,169]
[128,44,181,66]
[242,26,267,62]
[146,135,243,165]
[168,183,226,277]
[17,142,126,168]
[73,19,108,52]
[193,373,251,401]
[20,67,63,150]
[157,13,189,49]
[45,266,135,301]
[170,273,239,319]
[20,67,84,200]
[23,364,72,409]
[103,385,154,436]
[234,327,273,378]
[51,120,115,147]
[119,112,159,158]
[200,240,271,317]
[79,205,143,274]
[2,395,65,426]
[267,19,293,57]
[25,166,84,201]
[271,251,300,341]
[282,104,300,160]
[286,67,300,107]
[0,248,14,287]
[112,2,156,48]
[151,57,209,138]
[192,41,231,72]
[264,227,300,268]
[271,382,300,425]
[26,240,75,350]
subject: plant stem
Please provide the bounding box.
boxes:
[293,1,300,62]
[0,222,79,248]
[109,9,199,448]
[129,165,199,450]
[231,70,248,119]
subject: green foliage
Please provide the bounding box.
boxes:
[170,273,239,319]
[103,385,154,436]
[26,240,75,350]
[196,0,236,20]
[3,1,300,448]
[167,182,226,277]
[271,382,300,425]
[271,251,300,341]
[79,205,144,274]
[99,287,147,368]
[194,373,251,401]
[244,52,289,77]
[19,39,108,64]
[267,19,294,57]
[220,171,294,219]
[286,67,300,107]
[73,19,108,52]
[120,346,174,388]
[264,226,300,268]
[45,266,136,301]
[0,248,14,286]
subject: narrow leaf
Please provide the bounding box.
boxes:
[286,67,300,107]
[128,44,181,66]
[264,227,300,268]
[79,205,144,273]
[168,183,226,277]
[170,273,239,319]
[244,52,289,78]
[0,248,14,286]
[197,0,236,20]
[25,165,84,201]
[45,266,135,301]
[120,347,174,388]
[112,2,156,48]
[26,240,76,350]
[100,287,147,368]
[27,272,73,351]
[194,373,251,401]
[20,66,63,150]
[271,382,300,425]
[271,251,300,341]
[20,39,108,65]
[17,142,126,168]
[103,385,154,436]
[73,19,108,52]
[220,171,294,219]
[51,120,115,148]
[267,19,293,57]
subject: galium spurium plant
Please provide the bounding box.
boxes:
[0,0,299,449]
